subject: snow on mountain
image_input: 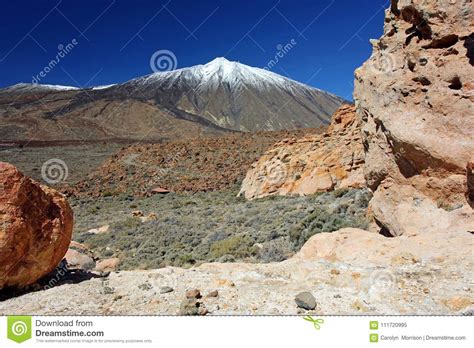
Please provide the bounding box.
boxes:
[0,58,347,135]
[2,83,79,93]
[118,57,345,131]
[131,57,328,95]
[90,84,117,90]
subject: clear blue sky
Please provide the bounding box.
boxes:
[0,0,389,100]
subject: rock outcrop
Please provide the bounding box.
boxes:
[0,162,73,289]
[368,179,474,236]
[354,0,474,236]
[239,105,365,199]
[354,0,474,207]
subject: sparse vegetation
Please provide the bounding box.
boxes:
[72,186,371,270]
[210,234,257,259]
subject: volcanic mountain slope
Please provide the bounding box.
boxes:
[0,58,345,142]
[0,83,230,142]
[111,57,345,131]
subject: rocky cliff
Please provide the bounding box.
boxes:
[355,0,473,204]
[354,0,474,235]
[239,105,366,199]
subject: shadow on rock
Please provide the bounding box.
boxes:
[0,260,107,302]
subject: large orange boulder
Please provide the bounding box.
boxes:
[0,162,73,289]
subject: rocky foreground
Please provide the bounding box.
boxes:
[0,228,472,315]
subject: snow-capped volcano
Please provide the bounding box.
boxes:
[113,57,345,131]
[0,57,346,141]
[136,57,321,92]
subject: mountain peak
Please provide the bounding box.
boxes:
[206,57,233,65]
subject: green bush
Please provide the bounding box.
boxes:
[210,234,256,259]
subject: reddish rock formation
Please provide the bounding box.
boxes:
[0,162,73,289]
[66,128,319,198]
[239,105,365,199]
[354,0,474,206]
[369,179,474,237]
[354,0,473,235]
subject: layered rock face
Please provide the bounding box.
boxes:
[354,0,473,206]
[354,0,474,236]
[0,162,73,289]
[239,105,365,199]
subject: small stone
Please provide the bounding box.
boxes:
[186,289,202,299]
[198,307,209,316]
[160,286,174,294]
[206,290,219,298]
[95,258,120,273]
[460,306,474,316]
[423,288,430,294]
[330,269,341,275]
[351,272,361,279]
[295,292,317,310]
[102,286,115,295]
[215,279,235,287]
[179,299,200,316]
[138,283,153,291]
